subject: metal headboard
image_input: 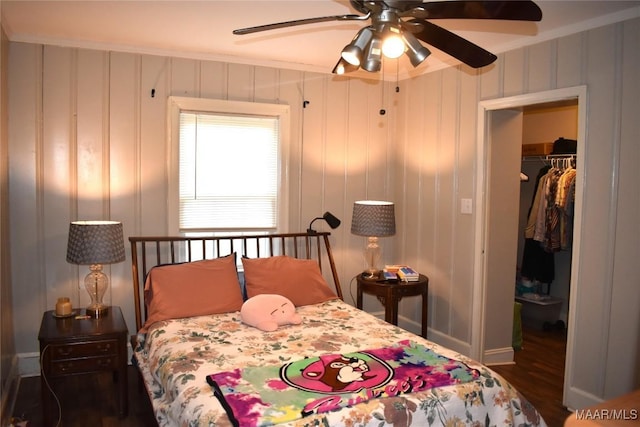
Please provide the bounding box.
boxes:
[129,232,342,332]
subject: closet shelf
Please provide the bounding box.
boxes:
[522,154,576,162]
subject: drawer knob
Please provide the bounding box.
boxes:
[56,348,72,356]
[97,343,112,352]
[59,362,74,372]
[97,358,112,367]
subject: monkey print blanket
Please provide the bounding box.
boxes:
[207,339,480,427]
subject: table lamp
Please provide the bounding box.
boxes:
[66,220,125,317]
[350,200,396,279]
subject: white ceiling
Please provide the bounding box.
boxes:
[2,1,640,80]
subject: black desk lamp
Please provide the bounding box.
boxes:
[307,211,341,233]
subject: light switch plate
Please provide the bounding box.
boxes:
[461,198,473,214]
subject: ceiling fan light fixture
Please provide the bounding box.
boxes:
[403,32,431,67]
[381,26,405,59]
[361,37,382,72]
[341,46,363,66]
[341,27,373,66]
[232,0,544,74]
[332,59,347,75]
[332,57,358,75]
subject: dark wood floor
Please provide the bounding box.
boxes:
[492,325,572,427]
[11,365,157,427]
[12,327,571,427]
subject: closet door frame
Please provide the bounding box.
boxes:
[472,86,587,408]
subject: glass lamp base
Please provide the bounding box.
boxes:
[84,265,109,318]
[86,304,109,318]
[363,237,382,280]
[362,269,380,280]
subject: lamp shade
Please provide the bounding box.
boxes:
[403,32,431,67]
[361,36,382,73]
[351,201,396,237]
[321,211,341,229]
[341,27,374,66]
[66,221,125,265]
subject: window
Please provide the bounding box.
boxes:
[168,97,290,235]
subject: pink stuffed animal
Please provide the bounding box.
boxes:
[240,294,302,332]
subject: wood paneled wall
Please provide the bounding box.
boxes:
[1,24,18,426]
[7,42,400,357]
[393,18,640,407]
[6,16,640,409]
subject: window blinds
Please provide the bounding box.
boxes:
[179,112,279,231]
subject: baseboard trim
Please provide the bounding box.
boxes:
[426,328,472,357]
[17,352,40,378]
[563,385,605,412]
[376,313,474,358]
[396,315,422,337]
[483,346,515,365]
[1,355,20,426]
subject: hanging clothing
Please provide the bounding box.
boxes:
[557,168,577,250]
[524,166,551,239]
[542,168,564,252]
[520,159,576,287]
[521,165,554,285]
[520,238,555,284]
[529,163,576,251]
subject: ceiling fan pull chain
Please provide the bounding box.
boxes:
[380,58,386,115]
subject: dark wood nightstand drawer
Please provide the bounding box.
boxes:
[38,307,129,425]
[49,340,118,361]
[50,355,118,375]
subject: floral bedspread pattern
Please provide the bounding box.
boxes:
[133,299,547,427]
[207,339,481,426]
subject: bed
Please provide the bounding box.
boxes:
[129,232,547,427]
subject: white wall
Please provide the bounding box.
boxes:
[7,16,640,409]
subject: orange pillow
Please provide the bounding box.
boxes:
[242,255,338,306]
[141,255,243,332]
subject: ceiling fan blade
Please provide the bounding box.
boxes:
[233,13,366,35]
[418,0,542,21]
[349,0,370,15]
[409,19,497,68]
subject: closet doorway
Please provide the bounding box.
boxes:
[472,86,587,409]
[518,102,577,330]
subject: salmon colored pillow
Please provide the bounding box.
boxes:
[141,255,243,332]
[241,255,338,306]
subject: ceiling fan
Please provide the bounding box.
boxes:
[233,1,542,74]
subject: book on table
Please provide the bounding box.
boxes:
[386,265,419,281]
[382,270,399,281]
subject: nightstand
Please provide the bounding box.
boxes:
[356,273,429,338]
[38,305,128,426]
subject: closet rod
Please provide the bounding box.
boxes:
[522,154,576,162]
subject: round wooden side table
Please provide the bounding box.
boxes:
[356,273,429,338]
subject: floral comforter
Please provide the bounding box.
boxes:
[133,299,546,427]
